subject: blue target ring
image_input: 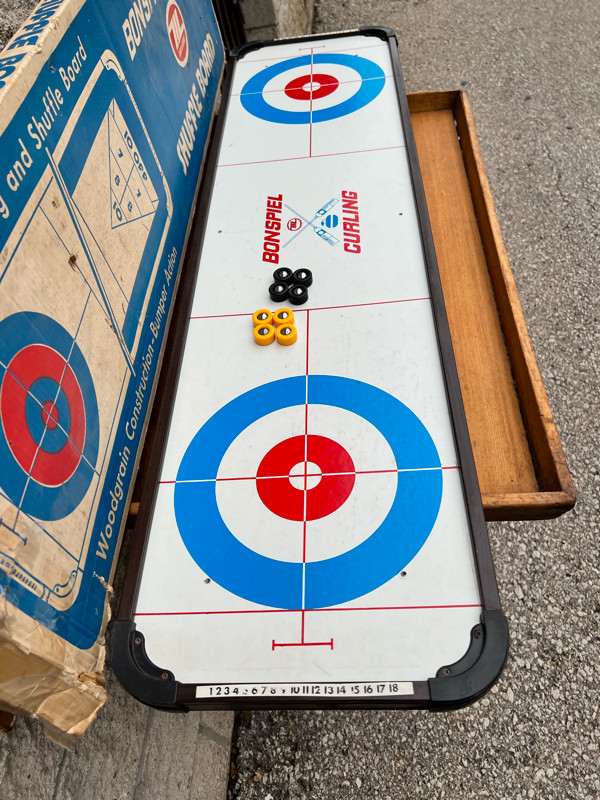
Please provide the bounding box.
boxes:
[0,312,100,521]
[240,54,386,124]
[175,375,443,609]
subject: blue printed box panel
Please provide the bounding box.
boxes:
[0,0,224,650]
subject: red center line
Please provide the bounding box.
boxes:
[271,309,315,650]
[158,465,460,486]
[135,603,482,617]
[307,297,430,313]
[189,296,431,322]
[308,47,314,158]
[232,73,394,99]
[301,309,311,641]
[273,638,333,650]
[218,144,405,169]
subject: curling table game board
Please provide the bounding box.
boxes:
[111,28,510,710]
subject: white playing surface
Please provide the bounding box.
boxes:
[133,34,482,697]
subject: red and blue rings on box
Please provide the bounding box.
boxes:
[0,312,99,521]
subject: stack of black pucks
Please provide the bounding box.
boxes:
[268,268,312,305]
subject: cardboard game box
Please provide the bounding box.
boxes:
[0,0,224,741]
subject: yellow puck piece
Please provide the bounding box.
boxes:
[254,323,276,345]
[273,308,294,327]
[252,309,273,327]
[276,324,297,346]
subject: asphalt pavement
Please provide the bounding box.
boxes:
[230,2,600,799]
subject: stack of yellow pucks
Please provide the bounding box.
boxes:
[252,308,297,346]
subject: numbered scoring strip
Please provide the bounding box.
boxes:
[196,681,414,699]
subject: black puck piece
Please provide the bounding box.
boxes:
[273,267,294,284]
[269,282,289,302]
[292,268,312,287]
[288,284,309,305]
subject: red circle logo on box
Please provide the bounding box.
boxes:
[166,1,188,67]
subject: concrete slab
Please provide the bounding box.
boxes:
[188,732,233,800]
[0,715,64,800]
[200,711,236,744]
[51,672,150,800]
[134,708,232,800]
[243,0,312,42]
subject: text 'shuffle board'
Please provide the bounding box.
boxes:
[111,29,509,711]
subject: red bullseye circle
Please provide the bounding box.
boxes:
[284,73,339,101]
[256,434,355,521]
[1,345,86,486]
[42,400,59,430]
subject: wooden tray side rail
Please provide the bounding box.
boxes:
[409,90,575,520]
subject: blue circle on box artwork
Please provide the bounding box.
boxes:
[240,54,386,124]
[174,375,443,609]
[0,311,99,521]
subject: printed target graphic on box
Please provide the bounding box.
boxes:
[0,51,171,622]
[0,0,224,650]
[0,0,224,648]
[132,35,483,690]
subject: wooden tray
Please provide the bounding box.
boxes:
[409,90,575,520]
[127,90,575,525]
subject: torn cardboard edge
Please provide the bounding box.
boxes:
[0,590,109,747]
